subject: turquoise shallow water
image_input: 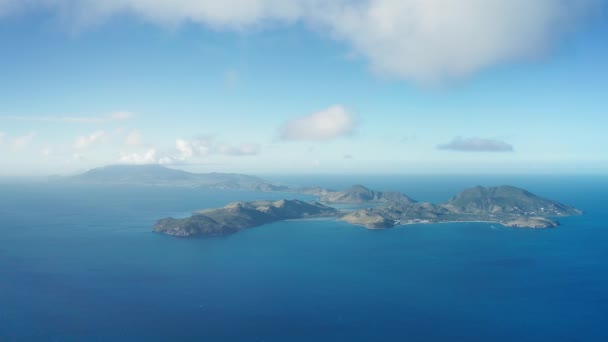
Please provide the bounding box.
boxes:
[1,176,607,341]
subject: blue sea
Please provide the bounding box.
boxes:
[1,175,607,341]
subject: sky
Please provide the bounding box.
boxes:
[0,0,607,176]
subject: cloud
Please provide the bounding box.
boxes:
[0,131,5,144]
[175,137,212,160]
[125,130,143,145]
[0,111,135,124]
[73,130,107,149]
[119,149,168,164]
[119,136,260,165]
[321,0,597,84]
[0,1,598,83]
[344,154,353,159]
[280,105,356,141]
[438,137,514,152]
[174,136,259,159]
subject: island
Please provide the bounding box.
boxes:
[62,165,582,236]
[64,164,289,191]
[153,184,582,237]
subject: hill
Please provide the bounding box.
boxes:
[319,185,416,204]
[443,185,582,216]
[154,199,337,237]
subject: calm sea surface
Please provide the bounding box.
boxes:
[1,175,607,341]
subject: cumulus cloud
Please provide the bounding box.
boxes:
[0,0,597,83]
[0,111,135,124]
[438,137,514,152]
[119,136,260,165]
[280,105,356,141]
[73,130,106,149]
[119,148,166,164]
[321,0,597,83]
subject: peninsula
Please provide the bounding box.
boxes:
[154,199,337,237]
[154,184,582,237]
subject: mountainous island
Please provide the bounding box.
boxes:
[154,184,581,237]
[64,165,582,237]
[66,164,288,192]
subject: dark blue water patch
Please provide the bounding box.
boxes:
[0,177,607,341]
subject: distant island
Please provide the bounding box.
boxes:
[63,165,582,237]
[64,164,289,192]
[154,183,582,237]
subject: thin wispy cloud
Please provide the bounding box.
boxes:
[0,111,135,124]
[174,137,260,160]
[438,137,514,152]
[280,105,356,141]
[0,0,596,83]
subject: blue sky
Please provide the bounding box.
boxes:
[0,1,607,175]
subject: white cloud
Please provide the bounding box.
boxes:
[119,136,260,165]
[175,136,259,160]
[11,132,36,150]
[280,105,356,141]
[0,0,597,83]
[320,0,597,83]
[0,131,5,144]
[175,137,212,160]
[125,130,143,145]
[73,130,106,149]
[119,148,162,164]
[0,111,135,124]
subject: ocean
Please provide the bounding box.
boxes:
[1,175,607,341]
